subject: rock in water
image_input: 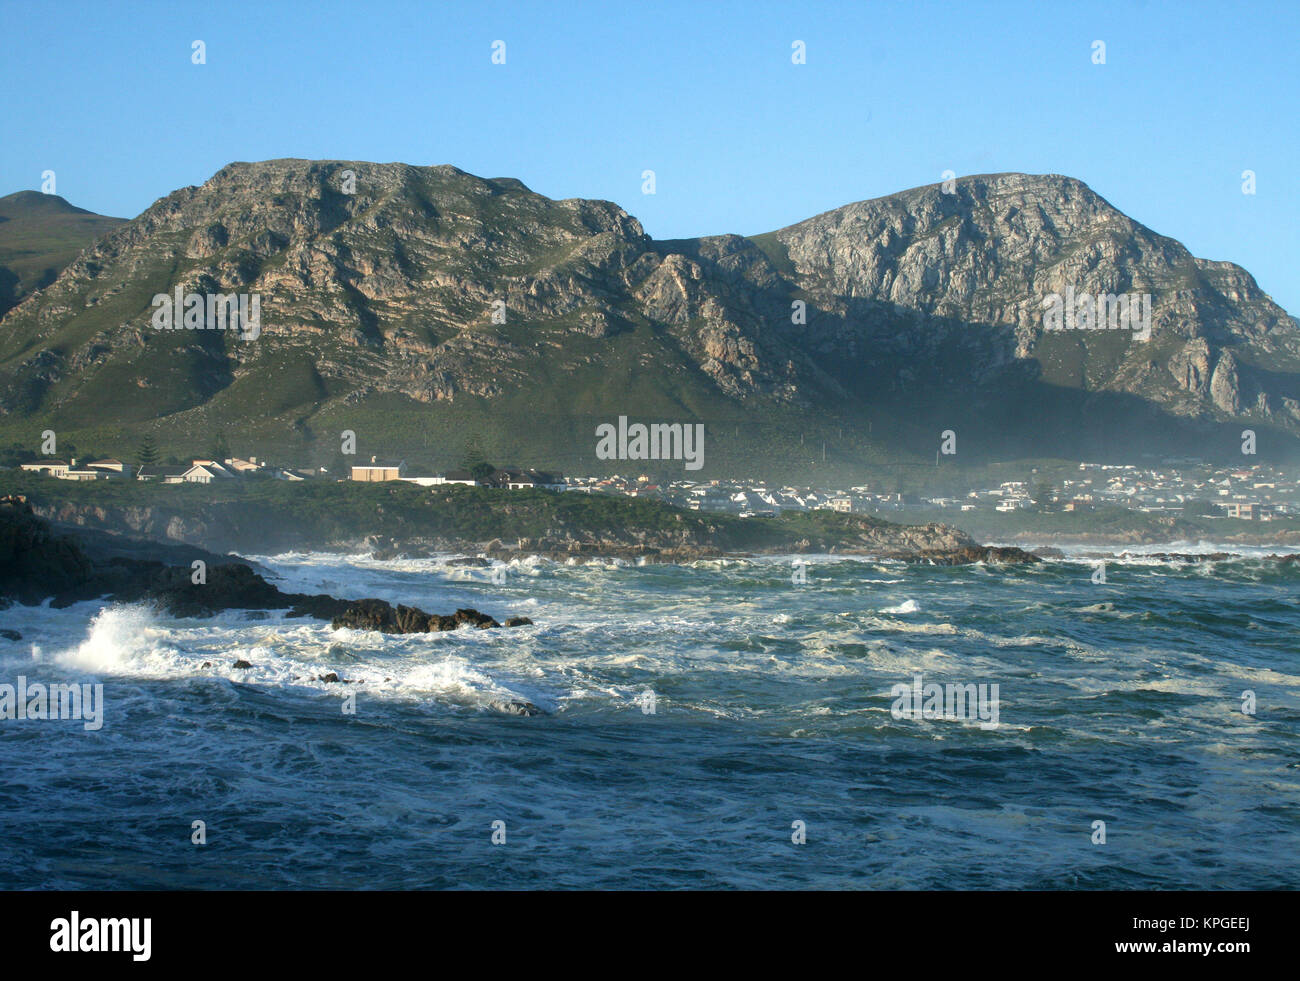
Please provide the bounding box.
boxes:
[330,598,502,633]
[454,608,501,629]
[491,699,546,717]
[887,545,1041,565]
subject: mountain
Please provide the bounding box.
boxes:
[0,160,1295,477]
[0,191,125,319]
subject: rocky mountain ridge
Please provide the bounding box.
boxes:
[1,161,1295,471]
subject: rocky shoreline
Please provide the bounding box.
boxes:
[0,496,526,636]
[21,493,1027,564]
[1,493,1050,642]
[370,534,1042,566]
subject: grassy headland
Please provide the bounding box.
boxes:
[0,471,972,558]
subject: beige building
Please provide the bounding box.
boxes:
[351,457,406,482]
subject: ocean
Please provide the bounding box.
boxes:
[2,547,1298,889]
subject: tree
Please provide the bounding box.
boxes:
[208,431,230,462]
[1,443,37,468]
[459,440,495,483]
[1031,480,1055,508]
[331,451,352,481]
[137,434,159,466]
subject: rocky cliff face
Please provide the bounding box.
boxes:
[765,173,1299,425]
[1,162,1295,466]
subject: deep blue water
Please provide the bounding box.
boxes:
[2,550,1297,888]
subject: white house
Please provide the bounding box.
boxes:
[179,461,237,484]
[59,459,103,482]
[20,459,69,477]
[432,470,480,486]
[136,465,189,483]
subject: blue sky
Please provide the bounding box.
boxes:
[3,0,1297,310]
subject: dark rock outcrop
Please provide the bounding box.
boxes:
[0,495,95,605]
[882,544,1041,565]
[125,563,286,617]
[0,499,519,632]
[329,599,501,633]
[1123,551,1233,563]
[491,699,546,717]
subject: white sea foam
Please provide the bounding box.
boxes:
[55,605,178,677]
[881,599,921,614]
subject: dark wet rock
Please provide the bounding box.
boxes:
[448,556,490,567]
[371,547,400,560]
[318,672,341,683]
[0,500,526,635]
[492,699,546,717]
[140,562,288,617]
[504,616,533,627]
[330,598,502,633]
[1124,551,1232,563]
[2,496,333,616]
[0,629,21,641]
[1031,546,1066,559]
[454,607,501,629]
[232,659,253,669]
[0,495,95,604]
[201,661,212,668]
[286,594,354,620]
[887,545,1041,565]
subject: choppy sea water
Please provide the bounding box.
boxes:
[1,548,1298,889]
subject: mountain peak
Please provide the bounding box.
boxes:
[0,189,103,219]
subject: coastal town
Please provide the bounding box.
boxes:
[11,452,1300,523]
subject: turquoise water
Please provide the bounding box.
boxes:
[1,551,1298,888]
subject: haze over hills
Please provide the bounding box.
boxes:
[0,160,1295,479]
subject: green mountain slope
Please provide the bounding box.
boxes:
[0,191,124,319]
[0,161,1295,478]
